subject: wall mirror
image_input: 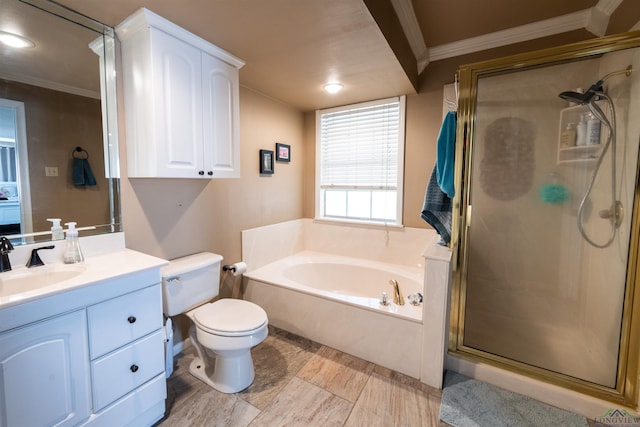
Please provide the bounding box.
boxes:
[0,0,120,245]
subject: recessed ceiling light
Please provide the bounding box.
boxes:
[0,31,35,48]
[323,82,343,94]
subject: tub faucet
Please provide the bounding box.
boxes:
[388,279,404,305]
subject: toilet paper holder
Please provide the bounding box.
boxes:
[222,261,247,276]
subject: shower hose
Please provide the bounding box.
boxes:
[577,91,621,248]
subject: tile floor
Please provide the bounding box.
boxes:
[156,326,446,426]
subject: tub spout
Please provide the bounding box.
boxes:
[388,279,404,305]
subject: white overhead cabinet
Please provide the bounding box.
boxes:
[116,9,244,178]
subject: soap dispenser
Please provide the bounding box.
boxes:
[47,218,64,240]
[63,222,84,264]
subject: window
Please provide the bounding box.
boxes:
[0,106,17,182]
[316,96,405,224]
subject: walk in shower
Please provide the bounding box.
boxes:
[451,32,640,404]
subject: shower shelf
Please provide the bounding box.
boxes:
[557,145,601,164]
[557,104,603,164]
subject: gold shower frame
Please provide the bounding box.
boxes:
[450,30,640,406]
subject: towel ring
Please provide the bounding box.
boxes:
[72,146,89,159]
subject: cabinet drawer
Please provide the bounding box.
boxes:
[87,284,162,359]
[82,373,166,427]
[91,330,164,411]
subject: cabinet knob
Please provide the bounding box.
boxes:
[127,316,136,324]
[207,171,213,176]
[198,170,205,175]
[130,364,139,373]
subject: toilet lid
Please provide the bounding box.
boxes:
[192,299,267,335]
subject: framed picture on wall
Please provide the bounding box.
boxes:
[276,143,291,162]
[260,149,274,174]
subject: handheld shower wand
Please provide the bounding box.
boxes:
[557,65,632,248]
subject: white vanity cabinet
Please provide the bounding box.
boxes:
[0,252,167,427]
[0,310,91,427]
[117,8,244,179]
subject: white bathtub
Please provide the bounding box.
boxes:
[243,250,425,378]
[246,251,423,321]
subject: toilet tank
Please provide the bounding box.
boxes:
[161,252,224,316]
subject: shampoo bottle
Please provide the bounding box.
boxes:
[576,114,587,146]
[586,112,601,145]
[63,222,84,264]
[47,218,64,240]
[560,122,576,148]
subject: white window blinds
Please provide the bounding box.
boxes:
[319,99,400,190]
[0,145,16,182]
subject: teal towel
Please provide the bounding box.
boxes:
[421,165,451,244]
[73,158,96,186]
[437,111,456,198]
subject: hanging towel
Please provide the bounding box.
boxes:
[421,165,451,245]
[73,157,97,186]
[437,111,456,198]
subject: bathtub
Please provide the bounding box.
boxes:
[243,250,425,378]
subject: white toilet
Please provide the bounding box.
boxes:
[161,252,268,393]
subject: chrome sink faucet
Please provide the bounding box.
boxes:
[0,236,13,272]
[388,279,404,305]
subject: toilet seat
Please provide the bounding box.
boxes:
[192,299,268,337]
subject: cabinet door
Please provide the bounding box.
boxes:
[0,310,90,427]
[202,52,240,178]
[151,29,204,178]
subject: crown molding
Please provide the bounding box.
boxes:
[586,0,624,37]
[596,0,624,16]
[587,7,610,37]
[428,9,591,62]
[0,71,100,99]
[391,1,626,73]
[390,0,426,59]
[417,56,429,75]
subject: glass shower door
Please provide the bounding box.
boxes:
[457,47,640,390]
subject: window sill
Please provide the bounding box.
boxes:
[313,217,404,230]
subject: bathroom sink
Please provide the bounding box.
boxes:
[0,265,86,298]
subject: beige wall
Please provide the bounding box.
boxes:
[403,90,444,228]
[302,111,316,219]
[121,85,304,270]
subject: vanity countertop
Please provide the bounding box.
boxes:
[0,248,168,311]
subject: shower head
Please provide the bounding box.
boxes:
[558,82,603,105]
[558,65,633,105]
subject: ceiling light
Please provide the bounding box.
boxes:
[0,31,35,48]
[323,82,343,94]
